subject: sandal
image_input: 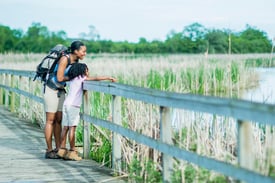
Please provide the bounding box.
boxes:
[57,148,68,159]
[64,150,82,161]
[45,150,60,159]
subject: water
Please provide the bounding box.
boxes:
[244,68,275,104]
[172,68,275,129]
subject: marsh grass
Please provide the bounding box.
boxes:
[1,53,274,182]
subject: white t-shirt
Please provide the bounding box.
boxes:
[63,76,86,107]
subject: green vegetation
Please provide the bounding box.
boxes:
[1,53,274,182]
[0,22,272,54]
[128,154,162,183]
[77,55,264,182]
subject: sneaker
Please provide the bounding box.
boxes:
[64,150,82,161]
[57,148,68,158]
[45,150,60,159]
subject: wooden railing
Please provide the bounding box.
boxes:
[0,69,274,183]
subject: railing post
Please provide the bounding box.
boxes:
[238,120,254,171]
[160,106,173,183]
[0,74,3,105]
[5,73,9,107]
[10,74,15,112]
[83,91,91,159]
[19,76,27,119]
[28,77,34,121]
[112,95,122,174]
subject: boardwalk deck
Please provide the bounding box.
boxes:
[0,105,126,183]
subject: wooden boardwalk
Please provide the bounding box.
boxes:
[0,105,126,183]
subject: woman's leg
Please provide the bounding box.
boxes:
[44,112,56,152]
[54,111,62,149]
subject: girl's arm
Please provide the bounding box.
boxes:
[85,76,117,82]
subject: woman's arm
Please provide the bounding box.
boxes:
[56,56,70,82]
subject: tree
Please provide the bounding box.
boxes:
[182,22,207,41]
[79,25,100,41]
[23,22,51,52]
[0,25,19,52]
[182,23,208,53]
[232,25,271,53]
[205,29,229,53]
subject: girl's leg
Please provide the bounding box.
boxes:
[57,126,69,158]
[65,126,81,161]
[60,126,69,148]
[68,126,77,151]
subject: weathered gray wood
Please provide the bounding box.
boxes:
[19,76,24,114]
[82,81,275,183]
[84,81,275,126]
[112,95,122,173]
[0,69,35,78]
[10,74,15,112]
[0,74,3,105]
[238,120,254,170]
[0,83,43,104]
[160,107,173,183]
[5,73,9,107]
[83,91,91,159]
[1,69,275,183]
[28,77,35,121]
[0,105,126,183]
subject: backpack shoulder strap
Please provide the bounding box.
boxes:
[48,57,60,73]
[65,54,71,65]
[48,54,70,74]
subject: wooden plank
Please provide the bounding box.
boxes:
[82,91,91,159]
[0,105,126,183]
[160,106,173,182]
[238,120,254,170]
[112,95,122,173]
[83,81,275,126]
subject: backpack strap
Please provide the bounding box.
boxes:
[48,54,70,74]
[65,54,71,65]
[48,57,60,74]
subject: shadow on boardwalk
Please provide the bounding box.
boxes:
[0,105,126,183]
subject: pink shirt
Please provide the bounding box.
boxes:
[63,76,86,107]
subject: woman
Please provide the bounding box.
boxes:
[43,40,87,159]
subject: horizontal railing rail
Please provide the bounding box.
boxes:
[84,81,275,125]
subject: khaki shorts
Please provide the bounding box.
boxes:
[43,85,65,113]
[62,105,80,126]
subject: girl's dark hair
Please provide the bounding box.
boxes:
[68,63,88,80]
[68,40,85,54]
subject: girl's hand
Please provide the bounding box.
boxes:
[109,77,117,82]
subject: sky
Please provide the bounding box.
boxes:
[0,0,274,43]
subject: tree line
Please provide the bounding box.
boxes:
[0,22,272,54]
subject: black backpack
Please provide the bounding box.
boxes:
[33,44,68,83]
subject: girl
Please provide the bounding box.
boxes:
[57,63,117,160]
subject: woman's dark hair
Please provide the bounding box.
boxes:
[68,40,85,54]
[68,63,88,80]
